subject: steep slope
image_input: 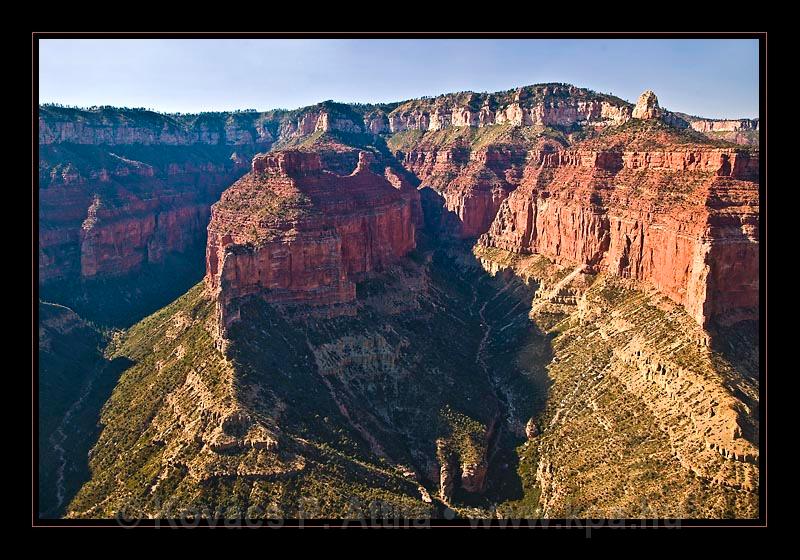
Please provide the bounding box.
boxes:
[67,239,759,519]
[43,83,761,521]
[38,302,130,517]
[66,245,537,518]
[38,303,104,517]
[473,246,759,518]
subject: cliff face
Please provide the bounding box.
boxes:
[38,103,377,148]
[278,106,364,138]
[689,118,759,133]
[387,84,632,133]
[386,86,753,244]
[39,84,757,286]
[39,143,257,283]
[438,145,535,237]
[399,143,530,238]
[37,105,375,286]
[384,83,757,143]
[37,102,414,287]
[39,109,277,146]
[205,150,418,328]
[480,119,759,327]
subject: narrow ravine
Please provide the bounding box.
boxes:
[46,360,105,517]
[471,276,513,466]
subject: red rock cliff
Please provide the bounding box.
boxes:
[39,146,255,283]
[399,143,533,238]
[479,122,759,327]
[206,150,418,328]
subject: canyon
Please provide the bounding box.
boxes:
[38,85,757,290]
[38,84,761,520]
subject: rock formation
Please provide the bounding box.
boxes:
[479,119,759,327]
[387,84,633,133]
[38,105,275,285]
[206,150,418,330]
[632,90,662,120]
[689,118,759,133]
[398,142,531,238]
[39,152,252,283]
[39,84,757,287]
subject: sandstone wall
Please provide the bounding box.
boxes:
[206,151,418,328]
[480,148,759,326]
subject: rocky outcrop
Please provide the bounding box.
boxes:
[688,118,759,133]
[525,418,539,439]
[632,90,662,120]
[206,150,418,330]
[388,84,633,133]
[278,105,364,139]
[480,123,759,327]
[363,110,390,134]
[459,459,489,494]
[383,165,424,228]
[634,92,758,139]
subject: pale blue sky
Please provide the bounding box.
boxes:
[38,38,760,119]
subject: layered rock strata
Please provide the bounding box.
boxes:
[38,104,387,284]
[39,103,374,148]
[479,122,759,327]
[39,147,254,283]
[387,84,633,133]
[39,85,757,285]
[385,84,756,141]
[399,142,537,238]
[205,150,418,329]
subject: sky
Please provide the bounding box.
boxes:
[38,38,760,119]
